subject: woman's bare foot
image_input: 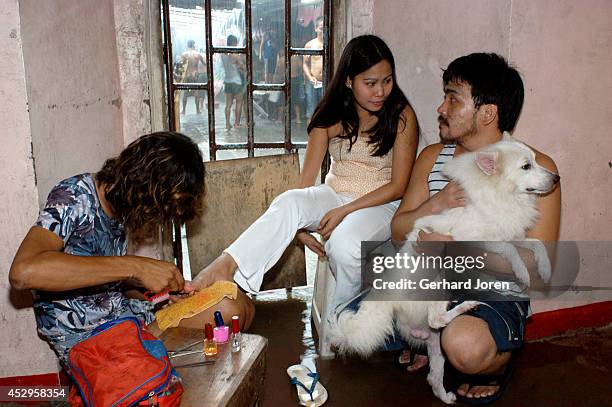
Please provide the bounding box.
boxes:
[187,253,237,292]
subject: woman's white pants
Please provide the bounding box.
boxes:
[226,184,400,313]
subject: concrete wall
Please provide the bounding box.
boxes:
[1,0,157,378]
[0,0,59,376]
[19,0,126,207]
[374,0,612,312]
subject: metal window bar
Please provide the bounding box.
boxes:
[161,0,332,269]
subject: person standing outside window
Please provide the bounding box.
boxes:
[303,16,324,120]
[181,40,206,115]
[222,35,246,130]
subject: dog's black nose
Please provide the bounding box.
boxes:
[553,174,560,184]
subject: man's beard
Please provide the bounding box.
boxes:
[439,115,478,142]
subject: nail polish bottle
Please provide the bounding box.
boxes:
[213,311,229,344]
[231,315,242,353]
[204,323,218,357]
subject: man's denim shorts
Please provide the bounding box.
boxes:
[448,299,529,352]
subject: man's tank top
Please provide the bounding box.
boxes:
[325,135,393,199]
[428,143,456,197]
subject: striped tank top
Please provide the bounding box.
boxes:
[428,143,456,196]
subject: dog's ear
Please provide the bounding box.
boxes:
[475,151,499,176]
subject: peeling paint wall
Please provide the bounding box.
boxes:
[19,0,125,207]
[114,0,154,145]
[1,1,157,378]
[374,0,612,313]
[350,0,374,37]
[0,0,59,377]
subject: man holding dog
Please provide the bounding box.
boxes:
[391,53,561,404]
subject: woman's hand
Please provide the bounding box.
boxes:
[318,206,351,240]
[296,230,326,258]
[427,181,466,214]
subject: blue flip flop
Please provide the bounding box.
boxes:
[287,364,328,406]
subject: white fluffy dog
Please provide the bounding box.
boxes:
[329,137,560,404]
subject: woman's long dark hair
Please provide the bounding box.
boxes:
[307,35,412,156]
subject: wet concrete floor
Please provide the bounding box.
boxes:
[249,287,612,407]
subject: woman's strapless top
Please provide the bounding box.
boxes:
[324,135,393,199]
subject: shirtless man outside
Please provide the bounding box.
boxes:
[181,40,206,115]
[391,53,561,404]
[303,16,324,119]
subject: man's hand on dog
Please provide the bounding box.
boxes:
[428,181,466,214]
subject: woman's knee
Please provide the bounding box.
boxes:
[270,189,305,210]
[218,292,255,331]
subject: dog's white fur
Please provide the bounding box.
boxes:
[329,137,559,403]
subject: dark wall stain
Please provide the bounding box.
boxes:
[111,97,122,108]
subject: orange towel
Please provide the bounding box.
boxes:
[155,281,238,331]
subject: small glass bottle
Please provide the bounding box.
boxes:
[231,315,242,353]
[204,323,218,357]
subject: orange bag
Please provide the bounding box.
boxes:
[68,317,183,406]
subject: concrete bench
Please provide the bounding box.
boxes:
[162,328,267,407]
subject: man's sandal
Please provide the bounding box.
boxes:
[287,364,328,406]
[444,359,513,405]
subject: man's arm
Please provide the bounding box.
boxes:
[9,226,184,293]
[391,144,466,241]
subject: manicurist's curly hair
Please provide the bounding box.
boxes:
[96,132,205,232]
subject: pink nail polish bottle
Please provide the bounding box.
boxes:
[213,310,229,344]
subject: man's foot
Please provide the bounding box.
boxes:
[398,350,428,372]
[234,123,247,128]
[446,360,513,405]
[226,124,233,130]
[456,382,499,399]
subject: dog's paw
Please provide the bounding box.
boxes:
[405,230,420,242]
[427,376,456,404]
[536,258,551,283]
[512,262,531,287]
[428,313,448,329]
[456,300,480,313]
[437,390,457,404]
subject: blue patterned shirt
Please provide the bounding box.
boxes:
[33,173,154,363]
